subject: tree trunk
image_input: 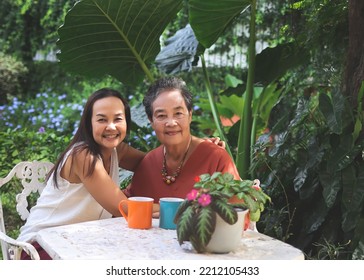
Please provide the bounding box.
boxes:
[344,0,364,111]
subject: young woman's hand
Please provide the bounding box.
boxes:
[152,203,160,218]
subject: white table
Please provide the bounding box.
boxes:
[36,217,304,260]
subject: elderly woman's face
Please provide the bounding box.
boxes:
[150,89,192,146]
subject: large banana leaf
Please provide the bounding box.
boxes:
[189,0,251,48]
[57,0,183,86]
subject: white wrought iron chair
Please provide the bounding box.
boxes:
[0,161,54,260]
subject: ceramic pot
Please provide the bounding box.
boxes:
[228,196,251,230]
[205,208,248,253]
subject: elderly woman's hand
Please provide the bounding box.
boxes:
[204,137,226,149]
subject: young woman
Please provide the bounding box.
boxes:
[17,88,141,259]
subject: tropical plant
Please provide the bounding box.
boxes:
[56,0,306,179]
[194,172,270,221]
[253,84,364,259]
[174,172,270,253]
[52,0,364,259]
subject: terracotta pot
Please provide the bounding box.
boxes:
[205,208,248,253]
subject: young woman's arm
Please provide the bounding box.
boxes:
[116,142,146,172]
[62,149,127,217]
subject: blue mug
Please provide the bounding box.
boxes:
[159,197,184,230]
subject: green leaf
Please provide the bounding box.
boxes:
[249,209,261,222]
[224,74,243,88]
[199,173,211,182]
[210,172,222,180]
[288,98,310,129]
[255,42,310,85]
[250,188,271,205]
[173,199,191,223]
[302,197,330,234]
[155,24,199,74]
[238,180,254,189]
[254,83,282,126]
[329,135,362,172]
[341,164,364,232]
[189,0,251,48]
[194,207,216,248]
[211,200,237,225]
[293,167,308,192]
[130,104,149,128]
[319,168,341,208]
[57,0,183,86]
[176,205,194,245]
[189,234,205,253]
[219,94,244,117]
[237,193,258,213]
[318,93,342,134]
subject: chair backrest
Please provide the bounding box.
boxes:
[0,161,54,260]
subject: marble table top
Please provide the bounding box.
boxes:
[36,217,304,260]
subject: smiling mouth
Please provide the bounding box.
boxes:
[103,134,120,139]
[165,131,180,136]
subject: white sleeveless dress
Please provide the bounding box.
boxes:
[17,145,119,243]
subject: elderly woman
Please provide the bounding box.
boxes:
[124,76,241,202]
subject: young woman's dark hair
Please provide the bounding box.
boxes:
[49,88,131,188]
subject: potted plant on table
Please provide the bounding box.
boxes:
[174,172,271,253]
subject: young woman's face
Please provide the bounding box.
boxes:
[150,90,192,147]
[91,96,127,150]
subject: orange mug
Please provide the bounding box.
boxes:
[118,197,153,229]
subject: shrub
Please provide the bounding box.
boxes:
[0,52,28,104]
[0,92,85,136]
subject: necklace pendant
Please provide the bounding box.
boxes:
[161,137,192,186]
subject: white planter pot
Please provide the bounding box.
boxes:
[206,208,248,253]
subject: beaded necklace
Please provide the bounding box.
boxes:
[161,137,192,185]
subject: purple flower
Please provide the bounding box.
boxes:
[38,127,45,133]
